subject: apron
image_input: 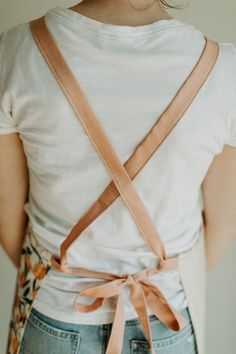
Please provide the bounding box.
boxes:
[6,15,219,354]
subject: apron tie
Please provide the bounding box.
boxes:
[73,267,188,354]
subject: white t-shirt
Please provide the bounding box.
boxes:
[1,5,236,325]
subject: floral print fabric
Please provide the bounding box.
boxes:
[6,222,52,354]
[5,222,206,354]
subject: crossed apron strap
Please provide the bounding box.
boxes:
[29,15,219,354]
[59,34,220,269]
[29,16,219,269]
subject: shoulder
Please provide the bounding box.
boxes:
[0,21,33,68]
[0,23,31,133]
[217,41,236,107]
[215,41,236,82]
[218,41,236,61]
[186,23,236,80]
[0,19,44,96]
[199,39,236,113]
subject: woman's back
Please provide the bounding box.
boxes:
[1,5,236,324]
[1,3,236,354]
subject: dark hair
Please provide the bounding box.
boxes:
[159,0,187,10]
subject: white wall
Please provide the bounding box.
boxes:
[0,1,236,353]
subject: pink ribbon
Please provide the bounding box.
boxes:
[72,266,188,354]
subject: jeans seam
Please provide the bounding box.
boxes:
[103,323,111,354]
[28,314,80,340]
[125,309,191,327]
[131,323,194,350]
[73,334,81,354]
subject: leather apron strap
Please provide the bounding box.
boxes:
[29,16,219,269]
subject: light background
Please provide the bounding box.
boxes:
[0,1,236,353]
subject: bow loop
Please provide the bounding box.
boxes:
[140,280,188,331]
[72,268,188,354]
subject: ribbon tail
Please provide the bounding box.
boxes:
[73,279,125,312]
[129,283,156,354]
[78,278,125,298]
[74,296,104,312]
[141,281,188,331]
[105,293,126,354]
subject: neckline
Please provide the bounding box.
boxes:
[46,5,190,40]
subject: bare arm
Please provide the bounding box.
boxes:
[0,132,29,268]
[201,144,236,271]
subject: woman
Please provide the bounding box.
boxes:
[1,1,236,353]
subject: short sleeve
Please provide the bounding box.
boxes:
[0,30,18,135]
[227,110,236,148]
[226,127,236,147]
[220,42,236,148]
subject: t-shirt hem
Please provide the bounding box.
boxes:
[32,297,188,325]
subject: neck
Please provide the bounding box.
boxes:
[68,0,173,26]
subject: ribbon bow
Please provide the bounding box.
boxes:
[73,266,188,354]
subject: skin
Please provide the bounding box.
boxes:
[0,0,236,270]
[0,134,29,267]
[201,145,236,270]
[68,0,173,26]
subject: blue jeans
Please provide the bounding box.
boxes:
[19,306,198,354]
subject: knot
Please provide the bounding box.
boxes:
[121,273,135,286]
[51,255,69,272]
[158,255,179,271]
[72,265,187,354]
